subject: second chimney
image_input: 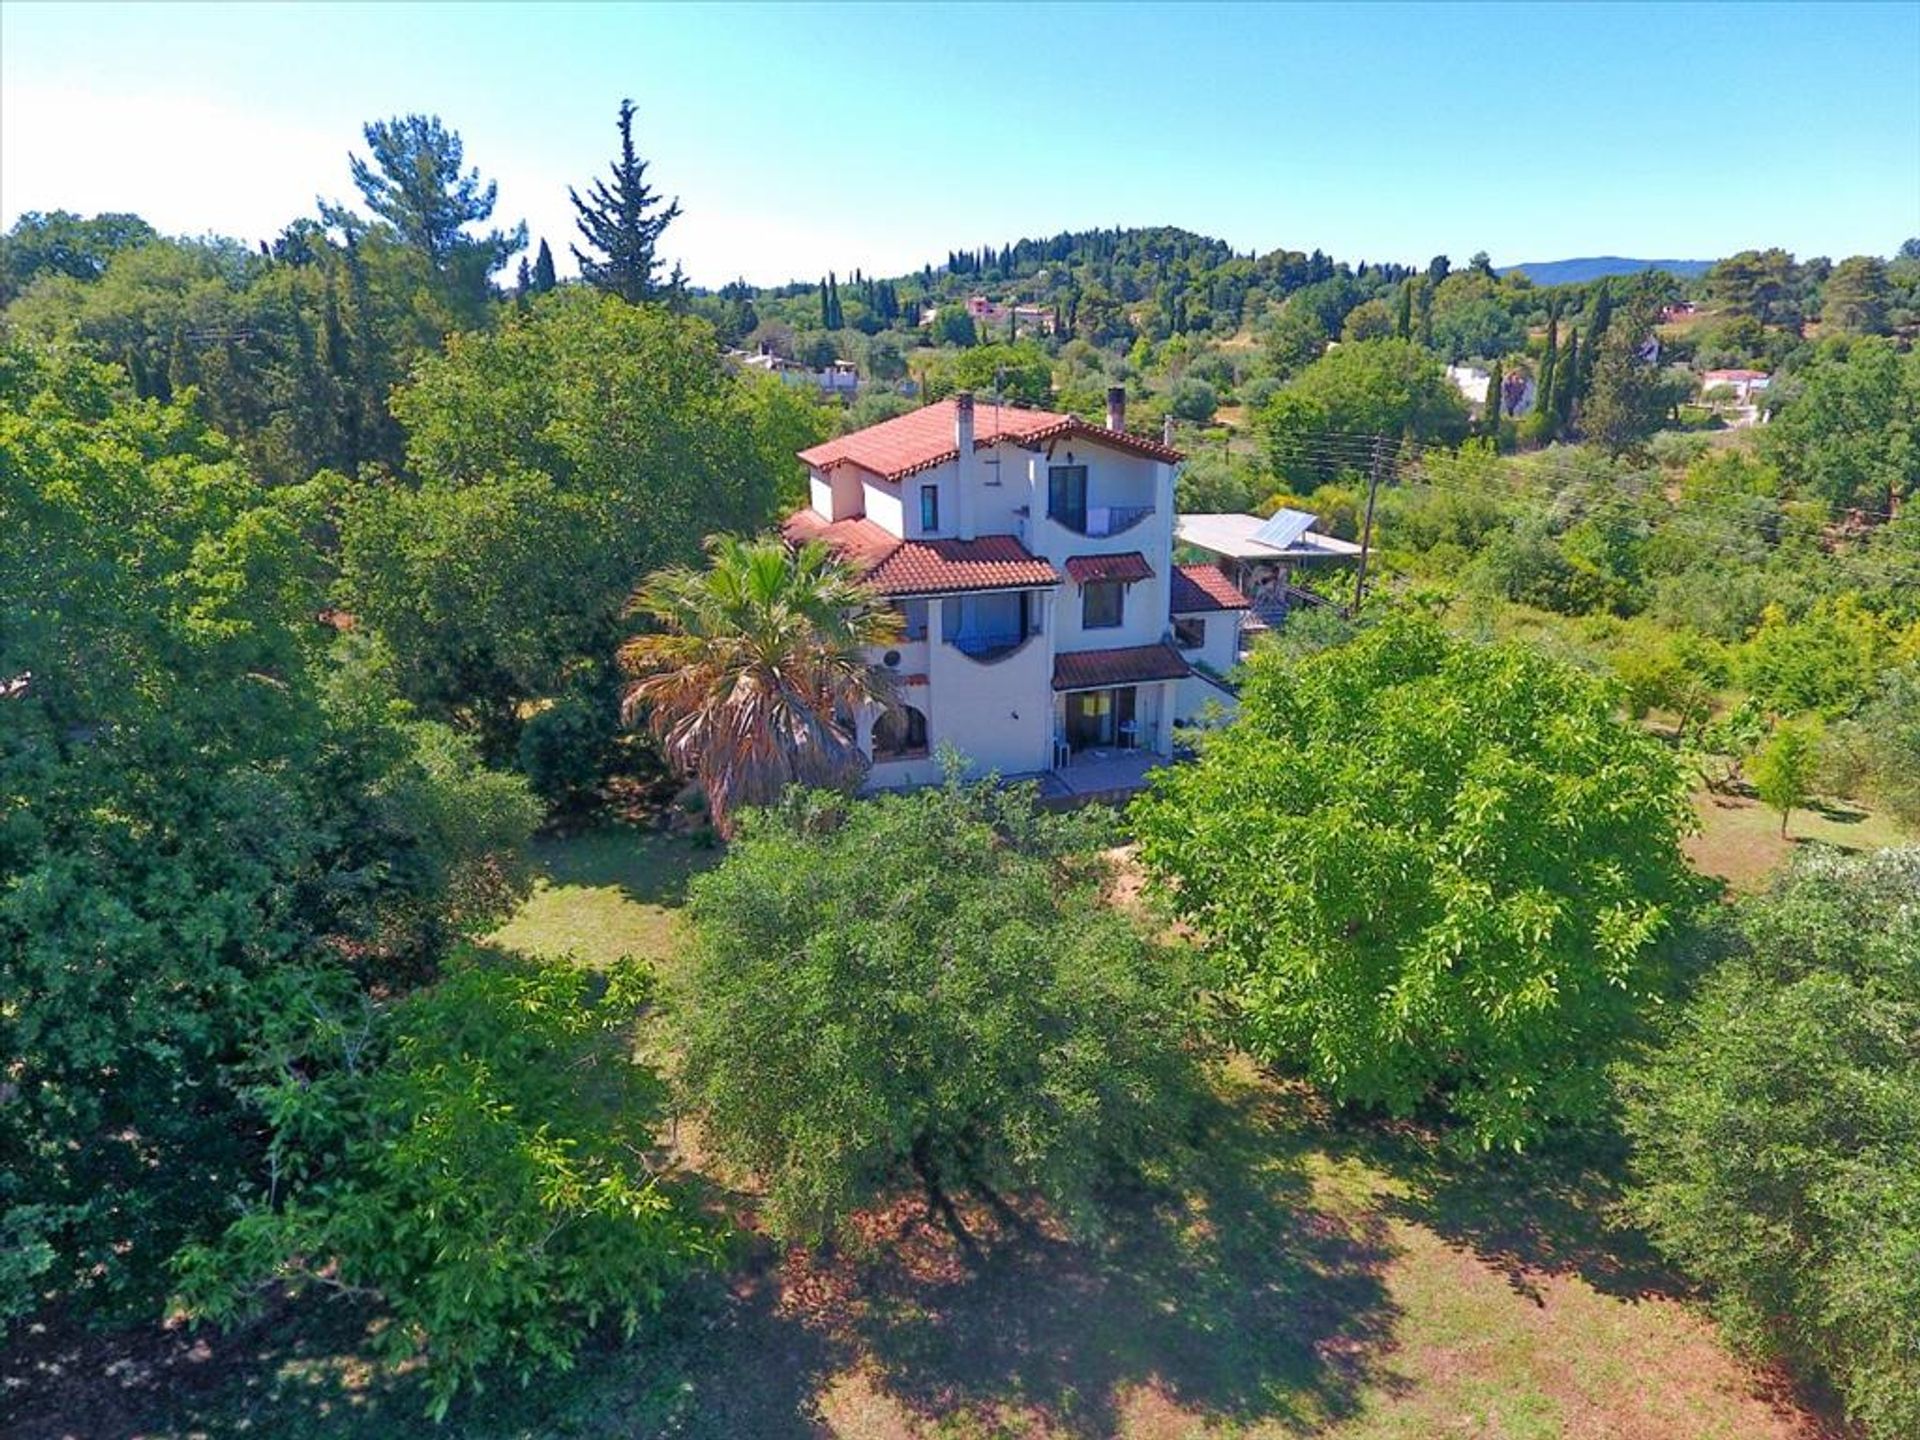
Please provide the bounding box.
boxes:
[952,391,975,540]
[1106,385,1127,433]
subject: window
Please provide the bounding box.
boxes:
[1173,616,1206,650]
[1047,465,1088,531]
[919,483,939,532]
[873,704,928,759]
[1082,580,1124,629]
[899,600,928,640]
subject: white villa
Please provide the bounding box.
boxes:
[784,389,1249,796]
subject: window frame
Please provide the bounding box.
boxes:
[1082,579,1125,630]
[1173,616,1206,650]
[919,483,939,532]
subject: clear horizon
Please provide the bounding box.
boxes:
[4,1,1916,288]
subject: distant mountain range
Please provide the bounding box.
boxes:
[1496,256,1716,285]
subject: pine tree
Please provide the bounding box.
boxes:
[569,98,682,303]
[532,238,557,294]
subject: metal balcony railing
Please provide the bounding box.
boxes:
[1047,503,1154,537]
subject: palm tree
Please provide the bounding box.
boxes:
[619,535,902,835]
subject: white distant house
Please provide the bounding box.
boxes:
[1449,362,1536,418]
[734,345,860,395]
[1700,368,1770,404]
[783,389,1244,798]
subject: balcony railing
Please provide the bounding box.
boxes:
[1047,503,1154,538]
[945,629,1033,662]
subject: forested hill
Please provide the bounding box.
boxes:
[1498,256,1716,285]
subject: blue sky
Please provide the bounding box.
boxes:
[4,2,1916,286]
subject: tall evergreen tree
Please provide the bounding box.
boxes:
[569,98,682,304]
[531,239,557,293]
[819,277,832,328]
[1556,329,1580,428]
[1397,282,1413,340]
[1485,359,1505,432]
[516,255,532,296]
[345,114,524,276]
[1538,306,1560,424]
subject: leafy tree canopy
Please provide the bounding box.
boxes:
[1133,615,1697,1148]
[678,777,1210,1241]
[1258,339,1470,490]
[1623,849,1920,1440]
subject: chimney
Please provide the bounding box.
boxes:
[952,391,975,540]
[1106,385,1127,433]
[1162,414,1176,449]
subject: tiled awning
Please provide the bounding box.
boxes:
[1053,642,1192,692]
[1064,551,1153,586]
[1169,563,1251,613]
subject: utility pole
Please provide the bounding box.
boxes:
[1352,436,1386,614]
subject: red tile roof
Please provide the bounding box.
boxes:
[797,397,1181,482]
[1064,551,1153,585]
[784,509,1061,597]
[1052,642,1192,692]
[1169,563,1251,613]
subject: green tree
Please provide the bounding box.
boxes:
[929,303,977,347]
[677,776,1207,1241]
[1,343,536,1331]
[1750,717,1821,835]
[343,114,525,298]
[1263,301,1329,377]
[0,209,157,302]
[1341,298,1394,342]
[1536,306,1559,425]
[935,340,1052,405]
[1821,255,1892,335]
[1581,306,1665,456]
[342,291,813,760]
[618,535,902,834]
[1258,339,1470,490]
[1133,616,1696,1148]
[1762,338,1920,512]
[173,953,711,1418]
[569,98,681,304]
[531,237,557,293]
[1623,849,1920,1440]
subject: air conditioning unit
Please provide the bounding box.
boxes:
[883,650,902,668]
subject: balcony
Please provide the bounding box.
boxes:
[945,629,1034,663]
[1047,502,1154,538]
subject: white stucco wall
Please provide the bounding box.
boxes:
[863,478,904,535]
[808,474,834,518]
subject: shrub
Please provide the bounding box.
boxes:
[1134,616,1697,1148]
[676,777,1209,1242]
[1623,850,1920,1440]
[173,954,712,1417]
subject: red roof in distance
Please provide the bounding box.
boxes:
[798,397,1181,483]
[1169,564,1251,613]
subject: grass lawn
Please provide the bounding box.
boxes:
[4,827,1841,1440]
[1686,786,1915,893]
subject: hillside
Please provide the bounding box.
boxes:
[1498,255,1715,285]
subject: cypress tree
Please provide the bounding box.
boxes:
[569,98,682,303]
[820,277,832,328]
[532,239,557,293]
[1538,307,1560,424]
[1416,280,1434,348]
[1485,360,1504,434]
[1583,284,1612,395]
[515,255,532,297]
[1557,329,1580,427]
[1397,282,1413,339]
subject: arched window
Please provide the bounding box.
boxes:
[873,704,928,759]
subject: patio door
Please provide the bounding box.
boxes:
[1064,686,1136,751]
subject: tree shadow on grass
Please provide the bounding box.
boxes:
[1307,1109,1685,1309]
[777,1090,1406,1438]
[525,826,718,910]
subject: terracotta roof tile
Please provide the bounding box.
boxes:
[1064,551,1153,585]
[797,397,1181,482]
[1169,563,1251,613]
[784,509,1060,597]
[1052,642,1192,692]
